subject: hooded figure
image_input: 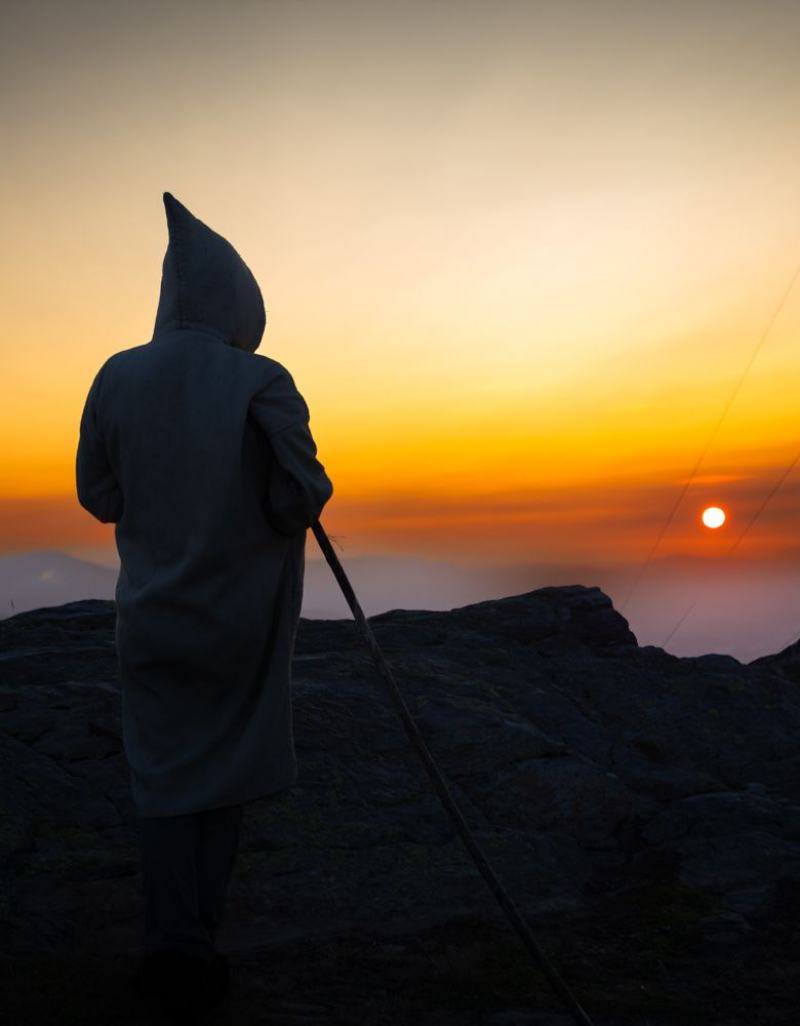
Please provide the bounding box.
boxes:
[76,192,333,819]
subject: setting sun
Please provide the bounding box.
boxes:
[702,506,726,529]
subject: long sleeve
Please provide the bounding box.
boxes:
[76,368,124,524]
[249,367,333,535]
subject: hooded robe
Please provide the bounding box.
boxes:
[76,192,333,817]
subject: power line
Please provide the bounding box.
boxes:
[727,449,799,557]
[620,257,800,614]
[661,599,697,649]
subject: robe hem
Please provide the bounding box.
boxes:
[130,771,299,818]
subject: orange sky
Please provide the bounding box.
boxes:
[2,0,798,577]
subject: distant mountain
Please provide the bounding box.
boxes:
[0,551,118,617]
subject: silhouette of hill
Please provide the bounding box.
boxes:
[1,586,798,1023]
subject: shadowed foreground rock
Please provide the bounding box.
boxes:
[1,585,798,1025]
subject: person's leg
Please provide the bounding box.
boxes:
[196,803,243,949]
[138,812,215,961]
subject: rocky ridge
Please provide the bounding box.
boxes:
[1,585,798,1025]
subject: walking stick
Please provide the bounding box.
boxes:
[311,519,596,1026]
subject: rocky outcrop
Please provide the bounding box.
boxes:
[1,586,798,1024]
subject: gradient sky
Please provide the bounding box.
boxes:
[2,1,799,591]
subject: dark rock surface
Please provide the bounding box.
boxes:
[1,585,798,1025]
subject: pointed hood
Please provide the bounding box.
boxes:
[153,192,266,352]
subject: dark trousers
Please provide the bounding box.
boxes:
[138,803,243,960]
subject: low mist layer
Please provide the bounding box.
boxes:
[1,549,796,663]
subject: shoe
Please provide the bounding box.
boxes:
[130,948,230,1022]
